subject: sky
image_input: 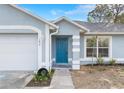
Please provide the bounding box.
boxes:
[19,4,95,21]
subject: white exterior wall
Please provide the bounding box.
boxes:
[53,20,84,69]
[72,35,80,69]
[80,34,124,65]
[0,5,52,70]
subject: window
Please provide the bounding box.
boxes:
[85,36,111,58]
[86,37,97,57]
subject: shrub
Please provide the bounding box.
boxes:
[97,57,104,65]
[33,69,54,82]
[109,58,116,65]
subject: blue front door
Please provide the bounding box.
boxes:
[56,37,68,63]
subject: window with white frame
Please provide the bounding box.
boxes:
[85,36,111,58]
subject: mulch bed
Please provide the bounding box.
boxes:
[26,79,51,87]
[26,70,54,87]
[71,65,124,89]
[84,64,124,66]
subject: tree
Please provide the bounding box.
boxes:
[88,4,124,23]
[115,13,124,23]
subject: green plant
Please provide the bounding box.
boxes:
[33,69,54,82]
[97,57,104,65]
[33,74,42,81]
[109,58,116,65]
[48,69,54,78]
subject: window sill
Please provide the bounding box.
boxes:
[80,58,111,61]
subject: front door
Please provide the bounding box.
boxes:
[56,37,68,64]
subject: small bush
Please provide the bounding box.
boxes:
[97,57,104,65]
[109,58,116,65]
[33,69,54,82]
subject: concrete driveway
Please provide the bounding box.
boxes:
[0,71,33,89]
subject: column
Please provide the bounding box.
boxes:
[45,24,50,70]
[72,35,80,69]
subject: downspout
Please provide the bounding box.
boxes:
[49,26,59,70]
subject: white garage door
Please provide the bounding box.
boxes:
[0,34,38,71]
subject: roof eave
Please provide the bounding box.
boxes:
[85,32,124,34]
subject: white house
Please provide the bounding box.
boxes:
[0,4,124,72]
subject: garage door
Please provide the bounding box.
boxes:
[0,34,38,71]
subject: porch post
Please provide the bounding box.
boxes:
[72,35,80,69]
[45,24,50,70]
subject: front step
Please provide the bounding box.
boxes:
[52,64,72,69]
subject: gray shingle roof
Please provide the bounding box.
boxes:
[74,21,124,32]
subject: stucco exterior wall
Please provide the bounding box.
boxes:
[80,34,124,64]
[54,20,80,35]
[2,5,124,67]
[112,35,124,58]
[0,5,48,62]
[52,20,81,68]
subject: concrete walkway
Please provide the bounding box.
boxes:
[50,69,74,89]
